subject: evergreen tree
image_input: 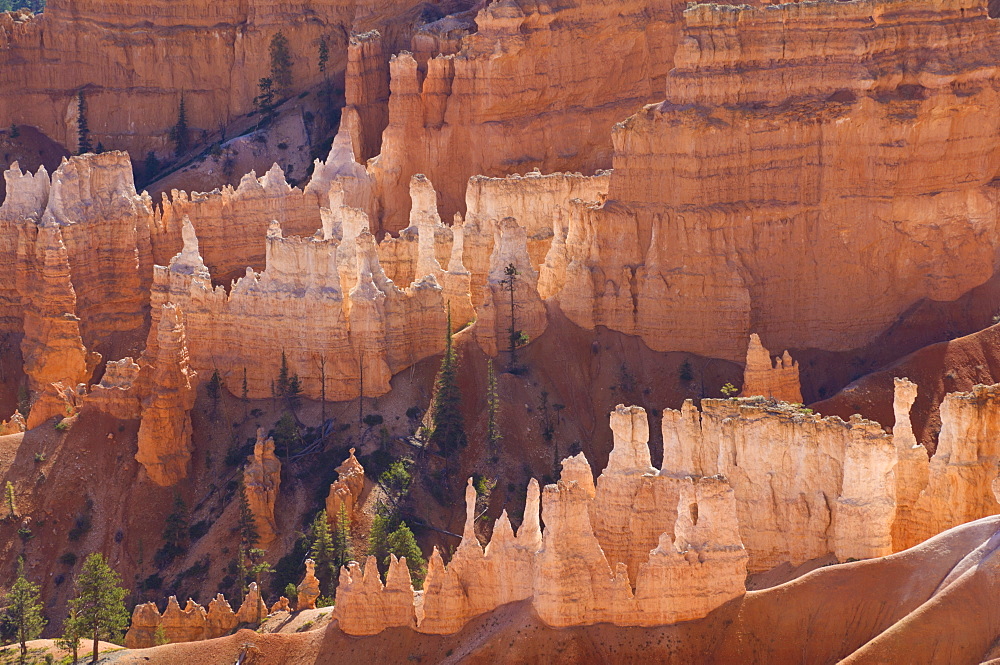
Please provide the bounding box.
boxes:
[276,351,290,398]
[385,522,426,587]
[207,369,222,413]
[502,263,527,371]
[486,359,501,458]
[247,549,272,623]
[76,90,91,155]
[429,306,467,456]
[169,95,189,157]
[317,36,329,75]
[55,607,82,664]
[269,32,293,93]
[2,558,45,664]
[333,505,353,570]
[309,511,336,596]
[241,367,249,418]
[238,479,260,551]
[142,151,160,184]
[272,412,300,460]
[68,553,129,664]
[366,511,391,565]
[252,78,276,128]
[286,374,302,411]
[155,493,189,567]
[8,124,18,139]
[5,481,16,520]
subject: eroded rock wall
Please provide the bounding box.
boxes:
[545,0,1000,361]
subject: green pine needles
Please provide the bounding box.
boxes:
[2,558,45,664]
[429,306,467,456]
[68,553,129,664]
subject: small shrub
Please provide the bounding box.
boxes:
[59,552,78,566]
[68,507,93,541]
[362,414,383,427]
[296,621,314,632]
[277,142,288,150]
[54,419,69,431]
[405,406,421,420]
[720,383,738,398]
[189,520,210,541]
[141,573,163,590]
[33,452,46,463]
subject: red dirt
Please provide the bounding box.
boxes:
[812,321,1000,453]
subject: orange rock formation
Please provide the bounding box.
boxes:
[135,303,197,486]
[244,428,282,548]
[325,448,365,525]
[741,333,802,403]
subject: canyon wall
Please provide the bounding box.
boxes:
[0,0,442,156]
[326,0,678,234]
[335,404,748,635]
[543,0,1000,362]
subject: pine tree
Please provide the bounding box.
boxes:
[242,367,249,418]
[333,505,353,570]
[385,522,426,587]
[55,607,82,664]
[486,359,501,459]
[155,493,189,566]
[247,549,272,623]
[286,374,302,411]
[68,553,129,664]
[235,477,259,607]
[5,481,16,520]
[277,351,290,397]
[309,511,336,595]
[169,95,189,157]
[429,306,467,456]
[366,511,390,565]
[142,151,160,184]
[269,32,293,93]
[252,77,276,129]
[2,558,45,664]
[76,90,91,155]
[502,263,527,372]
[239,479,260,551]
[207,369,222,414]
[317,36,329,75]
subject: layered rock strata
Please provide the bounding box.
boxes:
[296,559,321,611]
[741,333,802,403]
[542,0,1000,361]
[344,0,679,233]
[148,207,446,403]
[0,0,434,154]
[135,303,197,486]
[125,593,240,648]
[473,217,547,358]
[335,405,747,635]
[17,221,99,427]
[244,428,282,548]
[150,166,322,284]
[661,398,896,570]
[326,448,365,525]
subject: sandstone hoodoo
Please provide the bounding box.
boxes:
[4,0,1000,659]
